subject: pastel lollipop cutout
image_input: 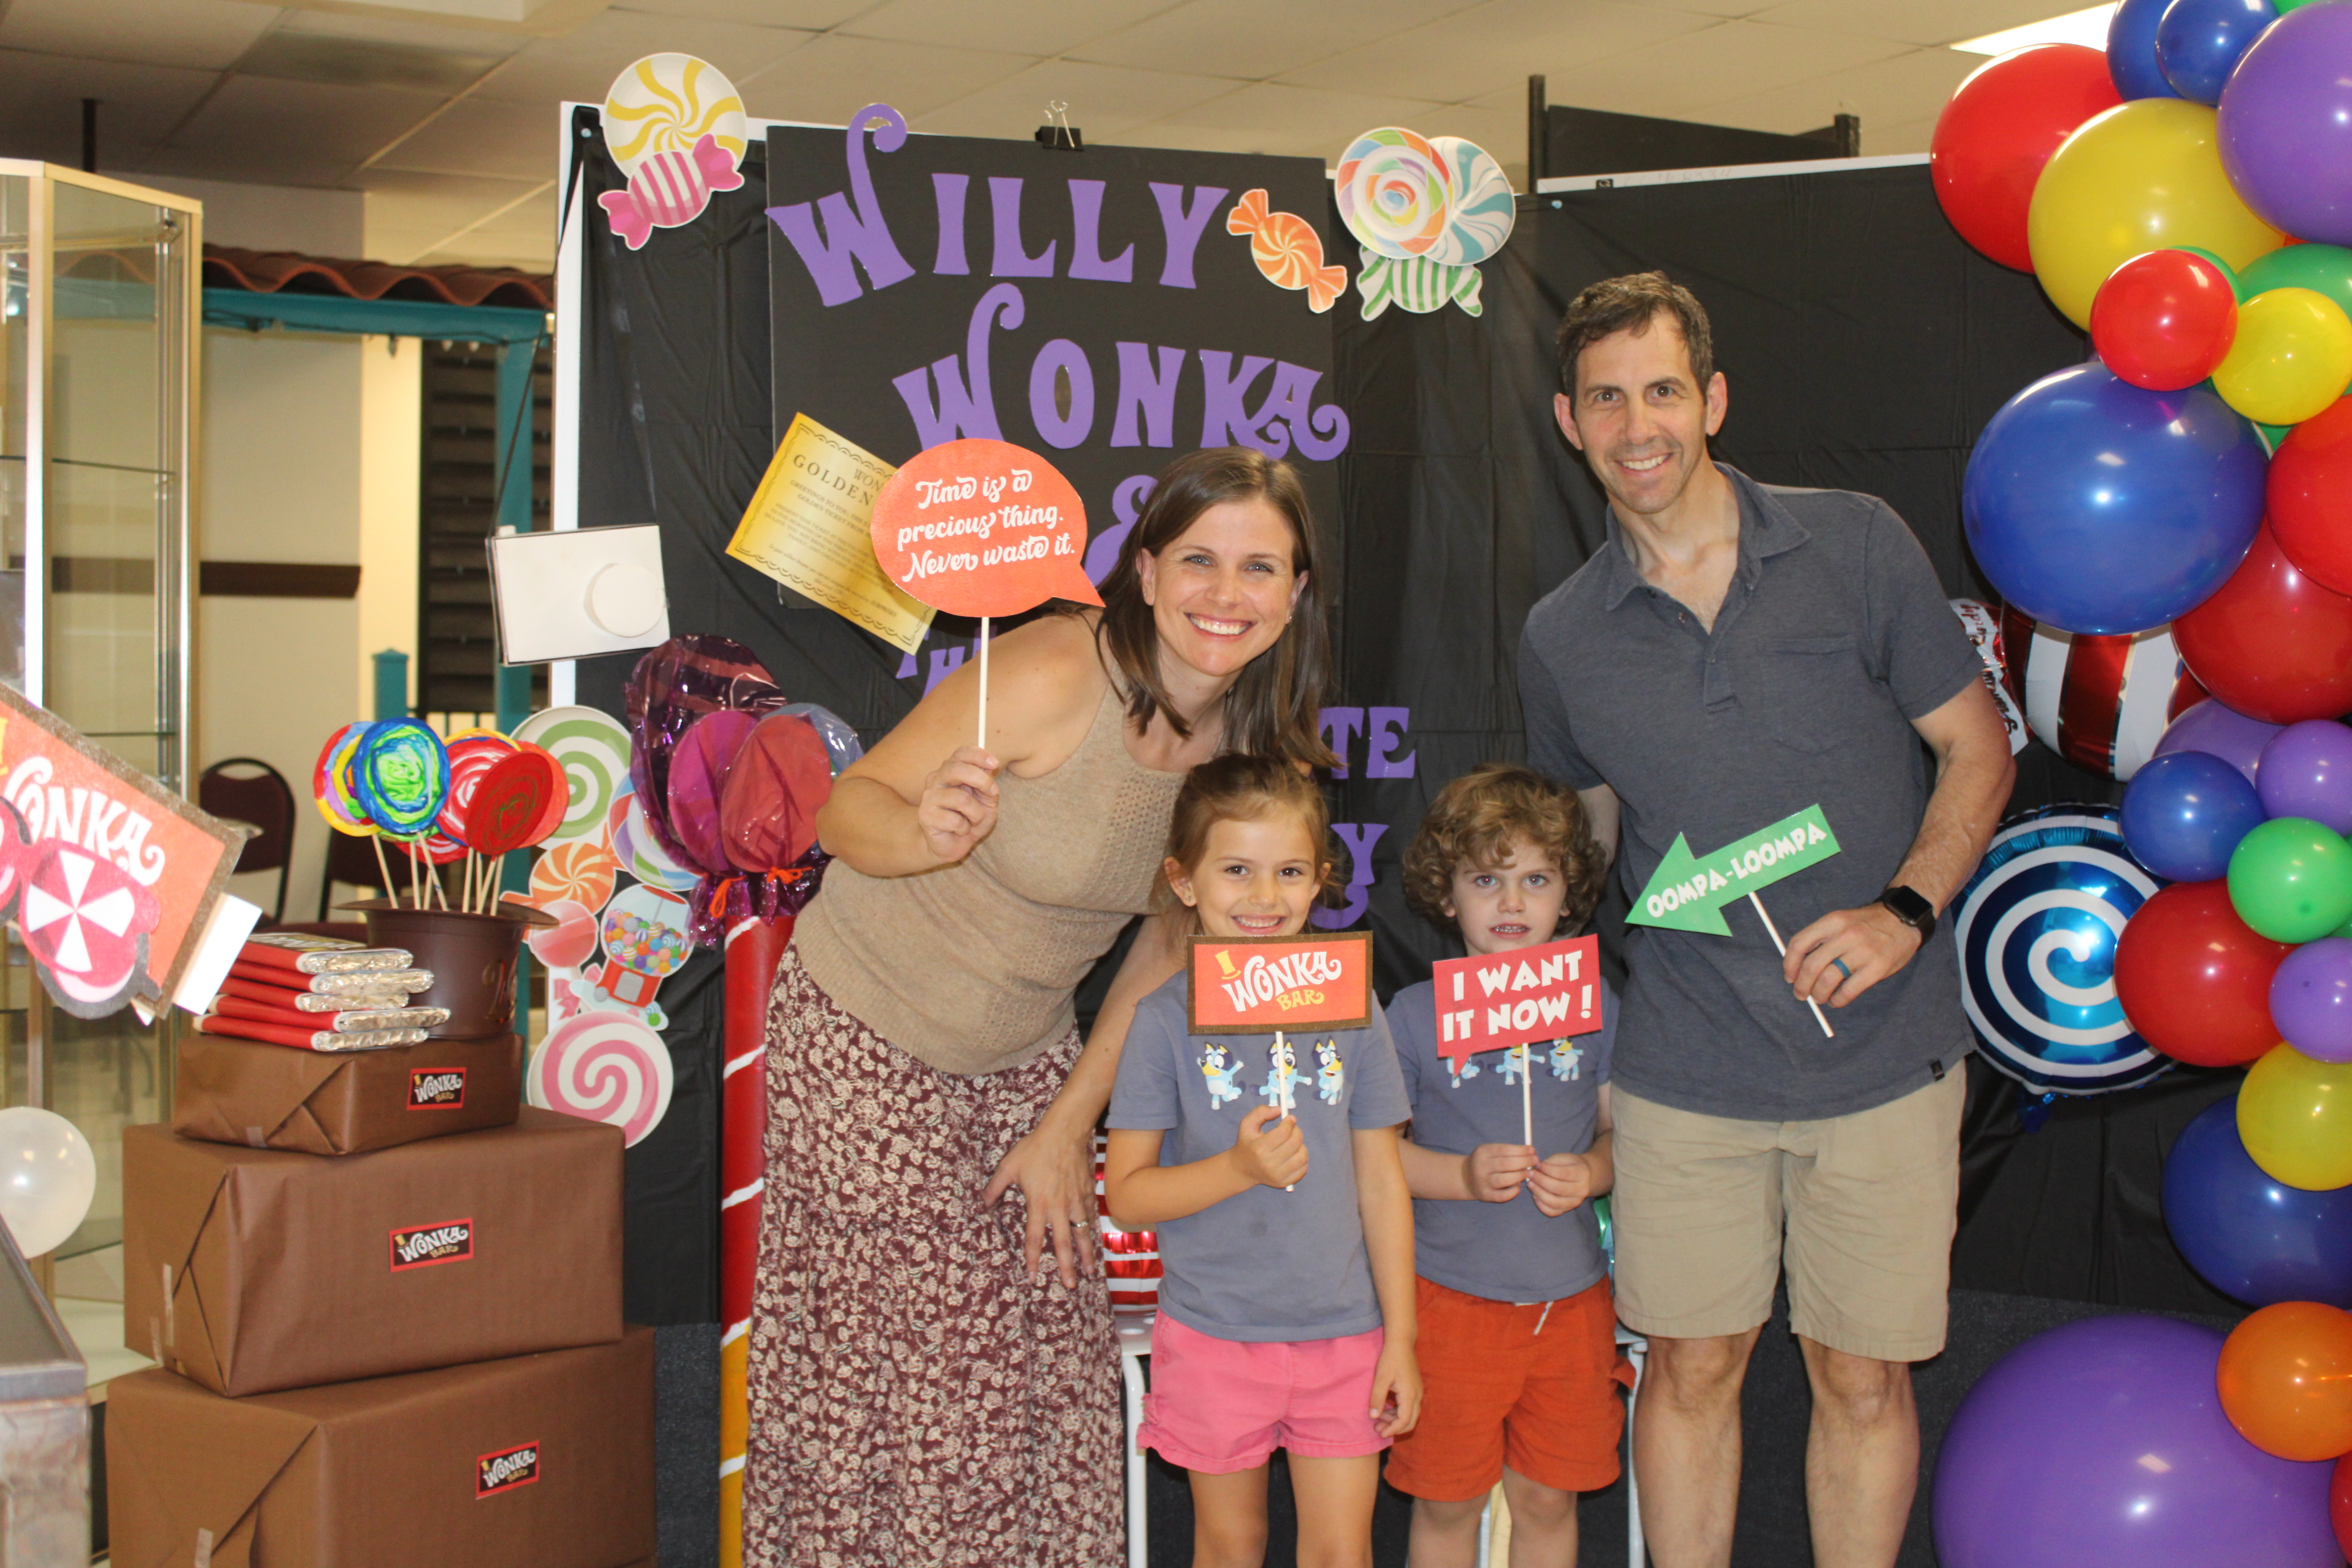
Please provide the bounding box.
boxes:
[600,53,747,181]
[352,719,450,838]
[530,840,621,913]
[1338,127,1454,261]
[528,1009,676,1147]
[512,706,631,848]
[1428,135,1515,267]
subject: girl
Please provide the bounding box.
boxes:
[1104,755,1420,1568]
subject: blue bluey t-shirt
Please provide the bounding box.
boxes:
[1388,977,1617,1304]
[1107,969,1412,1343]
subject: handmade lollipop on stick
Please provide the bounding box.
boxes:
[314,722,397,894]
[440,728,514,912]
[462,746,563,912]
[351,720,451,911]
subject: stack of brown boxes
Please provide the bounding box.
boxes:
[105,1007,654,1568]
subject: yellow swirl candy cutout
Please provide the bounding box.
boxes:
[601,53,748,178]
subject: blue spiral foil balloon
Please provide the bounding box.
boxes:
[1955,805,2169,1095]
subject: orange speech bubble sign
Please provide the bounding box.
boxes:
[868,438,1103,617]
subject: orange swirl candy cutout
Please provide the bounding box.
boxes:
[1226,189,1346,314]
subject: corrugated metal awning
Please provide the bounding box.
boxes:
[203,245,551,311]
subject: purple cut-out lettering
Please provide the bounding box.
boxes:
[1367,708,1415,778]
[1083,475,1159,586]
[1111,342,1183,448]
[1028,339,1095,450]
[989,177,1057,277]
[932,173,969,275]
[1262,361,1350,461]
[767,103,915,307]
[1067,180,1134,282]
[1198,350,1278,454]
[1319,707,1365,779]
[889,283,1024,446]
[1314,822,1388,929]
[1150,183,1228,289]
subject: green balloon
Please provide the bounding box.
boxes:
[2229,817,2352,944]
[2259,420,2294,454]
[2176,245,2246,302]
[2240,243,2352,325]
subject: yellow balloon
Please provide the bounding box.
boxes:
[2028,99,2285,329]
[2241,1042,2352,1191]
[2214,287,2352,426]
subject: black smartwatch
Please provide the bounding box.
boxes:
[1878,884,1936,944]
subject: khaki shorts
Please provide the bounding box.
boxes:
[1610,1070,1964,1362]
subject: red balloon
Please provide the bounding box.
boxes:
[2091,249,2239,389]
[2176,521,2352,723]
[2334,1450,2352,1557]
[2268,397,2352,596]
[2114,880,2293,1065]
[1931,44,2122,271]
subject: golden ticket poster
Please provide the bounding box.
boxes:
[726,414,934,653]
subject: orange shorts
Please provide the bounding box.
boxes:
[1383,1275,1633,1501]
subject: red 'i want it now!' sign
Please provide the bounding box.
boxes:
[1430,934,1603,1075]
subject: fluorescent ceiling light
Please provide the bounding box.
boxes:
[1953,4,2120,54]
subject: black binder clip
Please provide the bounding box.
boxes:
[1036,100,1083,151]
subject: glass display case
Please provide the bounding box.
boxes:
[0,165,198,1303]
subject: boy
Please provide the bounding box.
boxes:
[1383,763,1628,1568]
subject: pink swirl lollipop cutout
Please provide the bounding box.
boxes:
[528,1010,675,1147]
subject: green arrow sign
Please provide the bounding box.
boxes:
[1628,806,1842,936]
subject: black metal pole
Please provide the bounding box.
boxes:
[1527,75,1547,188]
[80,99,96,173]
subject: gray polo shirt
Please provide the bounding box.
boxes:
[1518,467,1980,1122]
[1107,969,1412,1342]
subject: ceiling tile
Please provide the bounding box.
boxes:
[1749,0,2092,47]
[1129,80,1451,160]
[169,74,448,175]
[1536,18,1910,120]
[0,0,274,71]
[0,50,218,165]
[370,94,560,178]
[605,0,871,25]
[733,33,1037,123]
[838,0,1180,56]
[271,8,533,55]
[1071,0,1487,81]
[471,7,813,107]
[1280,0,1717,104]
[910,58,1241,142]
[1696,44,1975,134]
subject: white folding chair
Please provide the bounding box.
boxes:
[1471,1321,1648,1568]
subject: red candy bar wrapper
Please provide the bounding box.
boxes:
[208,994,450,1034]
[217,976,409,1014]
[228,961,431,996]
[194,1015,428,1053]
[241,932,415,975]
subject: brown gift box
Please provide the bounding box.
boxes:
[105,1328,655,1568]
[125,1108,622,1397]
[172,1033,524,1155]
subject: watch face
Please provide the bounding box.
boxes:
[1883,886,1933,926]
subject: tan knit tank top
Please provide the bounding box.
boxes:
[793,681,1189,1075]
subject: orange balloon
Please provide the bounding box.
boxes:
[2218,1301,2352,1461]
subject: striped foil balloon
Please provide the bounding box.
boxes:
[1995,603,2205,781]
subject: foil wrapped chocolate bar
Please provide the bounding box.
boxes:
[242,931,415,974]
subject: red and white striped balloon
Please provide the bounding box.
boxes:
[1994,602,2205,780]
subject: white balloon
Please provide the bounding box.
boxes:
[0,1107,96,1259]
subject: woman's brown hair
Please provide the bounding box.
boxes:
[1092,447,1337,770]
[1159,753,1335,915]
[1401,763,1608,935]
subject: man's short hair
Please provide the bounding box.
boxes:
[1555,271,1715,397]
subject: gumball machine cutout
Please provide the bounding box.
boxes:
[592,882,693,1027]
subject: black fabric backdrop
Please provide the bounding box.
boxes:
[571,119,2245,1329]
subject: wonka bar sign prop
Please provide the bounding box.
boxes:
[1188,932,1373,1034]
[1430,935,1602,1076]
[765,107,1345,600]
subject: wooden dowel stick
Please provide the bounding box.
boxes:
[975,615,991,751]
[1747,892,1835,1039]
[371,835,395,906]
[1522,1045,1534,1149]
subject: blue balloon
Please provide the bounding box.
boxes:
[1962,363,2266,635]
[2110,0,2188,99]
[2121,750,2268,880]
[1956,806,2169,1095]
[2164,1093,2352,1307]
[2156,0,2278,105]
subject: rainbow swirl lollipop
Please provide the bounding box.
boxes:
[352,719,450,839]
[313,722,377,837]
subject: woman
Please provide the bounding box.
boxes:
[744,446,1339,1567]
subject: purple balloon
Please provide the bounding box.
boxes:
[2259,721,2352,835]
[1933,1315,2337,1568]
[2218,2,2352,244]
[2274,938,2352,1062]
[2154,697,2285,786]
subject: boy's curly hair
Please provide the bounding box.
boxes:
[1401,763,1607,935]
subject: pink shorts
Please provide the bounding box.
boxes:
[1136,1315,1389,1474]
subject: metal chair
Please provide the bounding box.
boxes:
[196,757,295,924]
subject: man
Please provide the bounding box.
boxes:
[1517,272,2013,1568]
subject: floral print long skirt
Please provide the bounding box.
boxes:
[742,947,1123,1568]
